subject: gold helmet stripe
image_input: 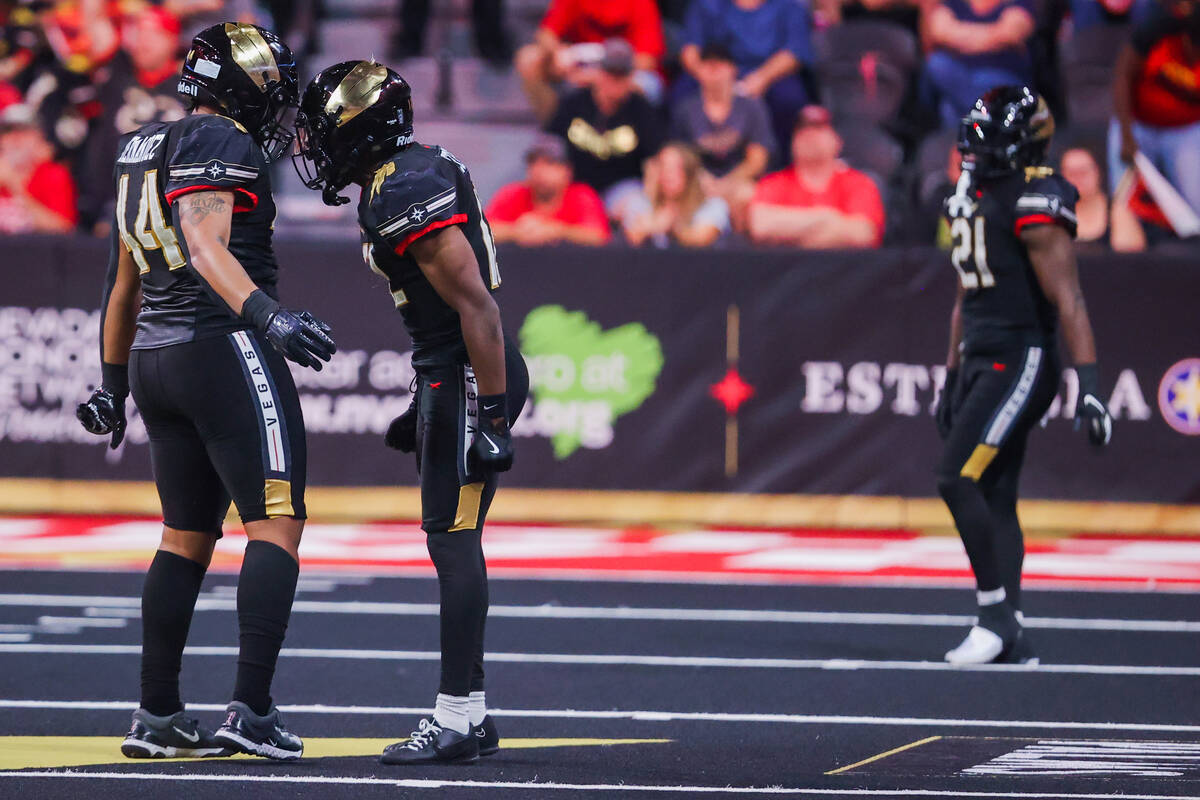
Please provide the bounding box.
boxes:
[325,61,390,127]
[224,22,279,90]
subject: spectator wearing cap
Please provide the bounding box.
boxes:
[748,106,884,248]
[622,141,731,248]
[78,5,186,232]
[486,135,611,246]
[677,0,815,159]
[1111,0,1200,217]
[546,39,665,220]
[516,0,665,121]
[671,42,773,231]
[922,0,1036,127]
[0,104,77,233]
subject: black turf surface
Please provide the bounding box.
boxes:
[1,568,1198,799]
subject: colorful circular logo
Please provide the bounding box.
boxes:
[1158,358,1200,436]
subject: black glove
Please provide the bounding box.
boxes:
[935,366,958,440]
[1075,364,1113,447]
[385,395,418,452]
[470,393,514,473]
[241,289,336,371]
[76,362,128,449]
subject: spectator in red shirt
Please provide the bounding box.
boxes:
[515,0,665,121]
[0,104,77,233]
[487,135,611,246]
[748,105,884,248]
[1111,0,1200,216]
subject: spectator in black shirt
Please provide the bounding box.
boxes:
[546,38,664,219]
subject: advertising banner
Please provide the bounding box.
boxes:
[1,236,1196,503]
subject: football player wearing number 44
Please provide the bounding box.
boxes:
[294,61,529,765]
[76,22,335,761]
[935,86,1113,667]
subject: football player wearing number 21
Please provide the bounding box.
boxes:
[76,22,336,761]
[294,61,529,765]
[935,87,1113,666]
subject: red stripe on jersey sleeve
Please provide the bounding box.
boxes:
[1014,213,1061,235]
[393,214,468,256]
[164,185,259,212]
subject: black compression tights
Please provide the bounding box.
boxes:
[938,472,1026,611]
[426,531,488,696]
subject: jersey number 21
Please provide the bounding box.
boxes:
[950,216,995,289]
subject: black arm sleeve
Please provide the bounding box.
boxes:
[97,222,123,365]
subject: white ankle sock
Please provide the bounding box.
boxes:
[468,691,486,727]
[977,587,1007,606]
[433,693,470,735]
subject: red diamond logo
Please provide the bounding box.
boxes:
[711,368,754,415]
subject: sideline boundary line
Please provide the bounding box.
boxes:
[4,700,1200,733]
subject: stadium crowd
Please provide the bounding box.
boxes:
[2,0,1199,251]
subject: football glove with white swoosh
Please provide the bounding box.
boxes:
[1074,364,1113,447]
[470,393,514,473]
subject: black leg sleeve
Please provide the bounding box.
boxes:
[140,549,207,716]
[427,531,487,697]
[938,475,1004,593]
[233,540,299,716]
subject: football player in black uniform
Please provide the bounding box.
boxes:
[76,23,336,760]
[294,60,528,765]
[935,86,1113,665]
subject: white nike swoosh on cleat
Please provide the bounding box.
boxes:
[173,726,200,743]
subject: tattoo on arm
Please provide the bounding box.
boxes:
[178,192,229,225]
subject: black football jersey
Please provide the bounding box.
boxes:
[113,113,278,349]
[943,167,1079,354]
[358,143,501,367]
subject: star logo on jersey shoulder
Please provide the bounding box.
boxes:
[205,160,226,179]
[408,204,429,225]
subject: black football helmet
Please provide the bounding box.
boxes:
[177,22,298,162]
[293,60,414,206]
[957,86,1054,179]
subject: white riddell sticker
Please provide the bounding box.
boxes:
[194,58,221,78]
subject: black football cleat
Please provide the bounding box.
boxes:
[121,708,232,758]
[380,717,479,765]
[213,701,303,760]
[474,714,499,757]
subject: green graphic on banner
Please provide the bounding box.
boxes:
[519,305,664,459]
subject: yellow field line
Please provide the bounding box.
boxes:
[824,735,943,775]
[0,479,1198,533]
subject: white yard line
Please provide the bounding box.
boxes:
[3,699,1200,734]
[0,771,1196,798]
[0,642,1197,677]
[1,594,1197,633]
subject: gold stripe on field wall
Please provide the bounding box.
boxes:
[1,480,1199,534]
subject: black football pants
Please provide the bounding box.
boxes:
[936,345,1060,610]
